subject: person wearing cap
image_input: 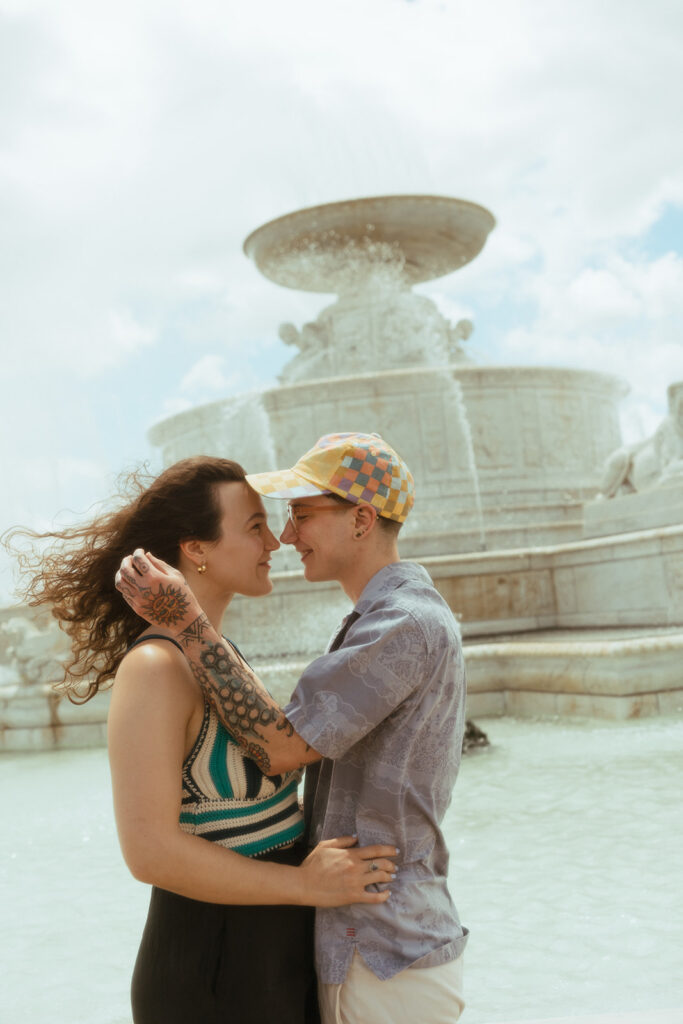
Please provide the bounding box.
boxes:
[116,432,468,1024]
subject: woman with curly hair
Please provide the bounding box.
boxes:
[11,456,396,1024]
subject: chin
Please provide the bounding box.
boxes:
[303,563,330,584]
[239,578,274,598]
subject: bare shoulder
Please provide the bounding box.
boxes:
[112,637,197,715]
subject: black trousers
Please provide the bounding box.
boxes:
[131,844,319,1024]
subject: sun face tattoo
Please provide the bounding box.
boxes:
[139,582,191,628]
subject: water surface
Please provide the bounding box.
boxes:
[3,716,682,1023]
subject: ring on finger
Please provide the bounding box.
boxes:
[370,861,379,872]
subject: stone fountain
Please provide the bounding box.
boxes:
[147,195,682,719]
[1,194,682,750]
[151,196,626,555]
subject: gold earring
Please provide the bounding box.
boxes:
[197,563,207,574]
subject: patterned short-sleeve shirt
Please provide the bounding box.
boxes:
[285,561,468,983]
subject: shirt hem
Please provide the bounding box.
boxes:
[317,930,469,984]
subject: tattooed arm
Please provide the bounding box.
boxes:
[115,550,322,775]
[109,640,397,905]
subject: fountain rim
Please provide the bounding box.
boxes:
[146,364,629,444]
[242,193,497,292]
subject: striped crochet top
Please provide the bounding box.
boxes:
[129,633,305,858]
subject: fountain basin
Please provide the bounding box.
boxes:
[149,364,626,553]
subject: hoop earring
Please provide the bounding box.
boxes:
[197,563,207,574]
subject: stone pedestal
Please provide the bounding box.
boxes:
[0,685,110,752]
[583,481,683,538]
[229,524,683,722]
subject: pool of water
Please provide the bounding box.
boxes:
[3,716,682,1024]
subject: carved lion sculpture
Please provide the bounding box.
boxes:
[600,382,683,498]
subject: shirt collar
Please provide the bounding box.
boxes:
[354,560,432,615]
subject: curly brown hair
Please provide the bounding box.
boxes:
[6,456,246,702]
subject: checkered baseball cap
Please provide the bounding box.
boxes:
[246,432,415,523]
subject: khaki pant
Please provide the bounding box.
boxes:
[319,950,465,1024]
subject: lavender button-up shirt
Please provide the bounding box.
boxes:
[285,561,468,983]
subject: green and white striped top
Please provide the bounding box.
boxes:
[127,633,304,858]
[179,700,305,857]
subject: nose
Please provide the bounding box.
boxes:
[280,519,297,546]
[265,526,280,552]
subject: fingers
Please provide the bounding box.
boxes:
[114,551,162,596]
[301,838,401,908]
[114,561,141,596]
[116,549,176,581]
[322,839,398,859]
[114,554,152,617]
[145,551,175,572]
[131,549,150,575]
[363,858,396,875]
[320,838,399,880]
[115,556,137,585]
[320,835,359,850]
[129,549,182,582]
[357,844,400,861]
[358,889,391,904]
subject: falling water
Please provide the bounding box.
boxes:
[218,391,277,471]
[270,241,488,552]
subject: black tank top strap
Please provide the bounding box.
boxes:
[223,635,251,667]
[128,632,247,665]
[127,634,184,655]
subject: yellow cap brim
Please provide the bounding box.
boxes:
[245,467,330,500]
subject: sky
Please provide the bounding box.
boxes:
[1,0,683,601]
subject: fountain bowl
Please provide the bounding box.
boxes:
[243,194,496,293]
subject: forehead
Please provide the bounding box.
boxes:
[288,494,342,509]
[216,481,265,520]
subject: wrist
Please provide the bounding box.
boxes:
[281,863,308,906]
[169,609,215,645]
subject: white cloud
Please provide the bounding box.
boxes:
[0,454,113,603]
[175,268,226,295]
[532,251,683,341]
[565,269,641,325]
[159,347,290,419]
[179,354,234,397]
[160,396,193,417]
[106,309,157,360]
[2,456,111,527]
[1,0,683,569]
[495,249,683,443]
